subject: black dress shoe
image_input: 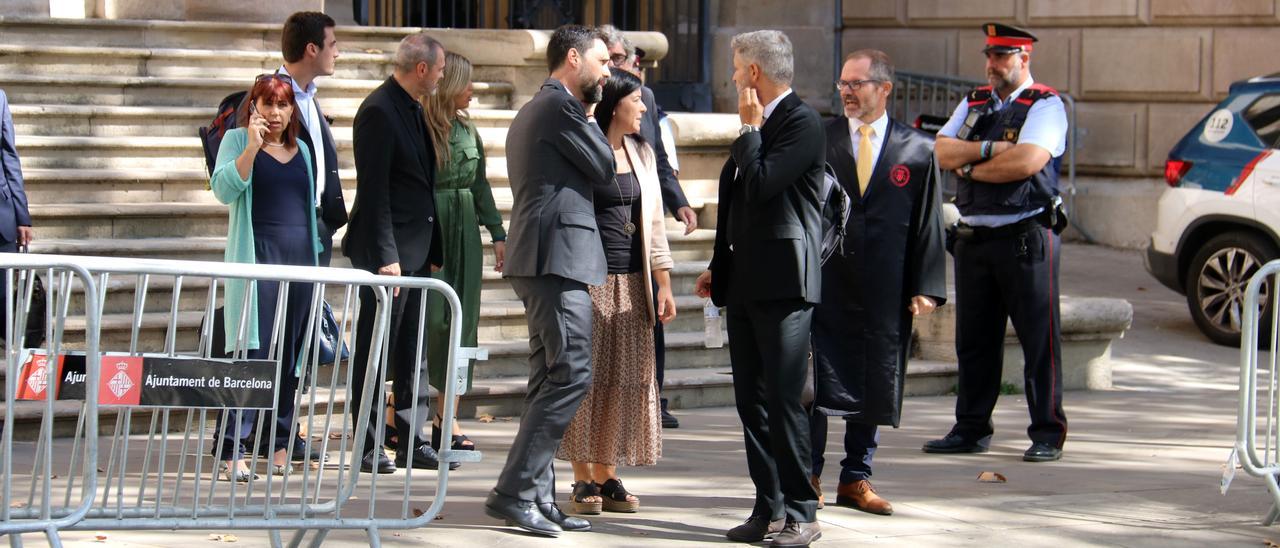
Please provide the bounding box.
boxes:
[484,490,562,537]
[1023,442,1063,462]
[289,437,327,462]
[770,520,822,547]
[725,515,785,542]
[360,449,395,474]
[395,444,460,471]
[661,408,680,429]
[538,502,591,531]
[922,432,990,454]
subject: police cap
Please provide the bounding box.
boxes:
[981,22,1037,54]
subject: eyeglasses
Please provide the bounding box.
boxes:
[609,53,630,66]
[835,79,881,92]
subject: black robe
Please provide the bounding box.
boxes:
[812,116,947,427]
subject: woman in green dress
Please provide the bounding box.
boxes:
[422,52,506,452]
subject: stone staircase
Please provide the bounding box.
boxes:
[0,17,1130,426]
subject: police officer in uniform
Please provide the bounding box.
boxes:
[922,23,1069,462]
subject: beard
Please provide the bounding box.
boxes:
[578,68,603,103]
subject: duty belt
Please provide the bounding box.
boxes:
[952,216,1043,243]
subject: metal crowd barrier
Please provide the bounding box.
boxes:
[0,258,101,548]
[0,254,483,547]
[1237,259,1280,524]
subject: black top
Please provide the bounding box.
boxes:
[595,171,643,274]
[251,149,311,227]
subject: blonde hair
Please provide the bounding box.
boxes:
[424,52,474,168]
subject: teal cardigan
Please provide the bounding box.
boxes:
[210,127,321,355]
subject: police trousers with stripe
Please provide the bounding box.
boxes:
[952,226,1067,448]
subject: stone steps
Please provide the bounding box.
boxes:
[0,74,514,110]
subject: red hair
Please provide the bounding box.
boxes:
[237,75,303,148]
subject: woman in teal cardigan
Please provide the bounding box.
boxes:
[209,74,323,482]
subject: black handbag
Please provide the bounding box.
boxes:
[316,300,349,363]
[1,247,47,348]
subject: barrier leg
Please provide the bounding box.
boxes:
[307,529,329,548]
[8,533,22,548]
[42,526,60,548]
[364,527,380,548]
[1266,502,1280,526]
[268,528,283,548]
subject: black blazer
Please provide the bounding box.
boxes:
[295,98,348,236]
[639,86,689,215]
[343,77,442,272]
[708,92,825,306]
[502,78,614,286]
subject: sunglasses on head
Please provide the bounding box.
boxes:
[255,71,294,85]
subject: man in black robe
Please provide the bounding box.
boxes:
[808,49,946,515]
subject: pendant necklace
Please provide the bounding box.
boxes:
[614,144,638,235]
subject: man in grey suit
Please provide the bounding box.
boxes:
[484,25,612,538]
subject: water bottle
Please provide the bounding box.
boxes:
[703,299,724,349]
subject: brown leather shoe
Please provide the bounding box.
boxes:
[726,515,785,542]
[811,475,824,509]
[835,479,893,515]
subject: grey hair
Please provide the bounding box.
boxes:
[394,32,443,73]
[597,24,636,58]
[845,49,895,83]
[731,30,794,86]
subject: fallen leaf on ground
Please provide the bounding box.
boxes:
[976,471,1007,483]
[413,508,425,518]
[207,533,239,543]
[9,502,25,508]
[94,533,108,542]
[476,414,495,423]
[1264,540,1278,548]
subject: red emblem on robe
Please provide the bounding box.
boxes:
[890,164,910,187]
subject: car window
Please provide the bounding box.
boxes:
[1244,93,1280,147]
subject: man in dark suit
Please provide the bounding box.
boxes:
[809,49,946,516]
[342,32,448,475]
[694,30,824,548]
[280,11,348,267]
[598,24,695,429]
[0,90,30,255]
[484,25,611,538]
[0,88,33,340]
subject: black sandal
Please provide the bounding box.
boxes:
[431,415,477,451]
[599,478,639,513]
[569,480,603,515]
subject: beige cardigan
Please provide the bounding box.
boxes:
[621,134,674,324]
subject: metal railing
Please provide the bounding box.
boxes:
[1237,259,1280,525]
[0,255,483,547]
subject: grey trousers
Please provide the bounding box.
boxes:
[494,275,594,503]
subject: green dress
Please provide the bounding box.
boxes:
[428,118,506,391]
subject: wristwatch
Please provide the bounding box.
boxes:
[961,164,975,179]
[739,124,759,136]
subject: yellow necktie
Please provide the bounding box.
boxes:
[856,125,873,196]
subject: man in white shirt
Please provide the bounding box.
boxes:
[280,11,347,266]
[923,22,1070,463]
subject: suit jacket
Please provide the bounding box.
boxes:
[0,89,31,243]
[502,78,614,286]
[639,86,689,215]
[708,92,824,306]
[343,76,442,272]
[295,97,348,236]
[814,115,947,427]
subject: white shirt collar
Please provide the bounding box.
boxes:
[762,88,792,121]
[278,65,318,98]
[848,110,889,140]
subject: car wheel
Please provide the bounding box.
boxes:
[1186,232,1278,347]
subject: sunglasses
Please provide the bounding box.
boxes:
[255,71,294,85]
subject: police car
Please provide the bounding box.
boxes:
[1146,74,1280,345]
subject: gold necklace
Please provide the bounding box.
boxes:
[264,140,285,147]
[613,146,637,235]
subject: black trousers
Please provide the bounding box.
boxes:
[727,298,818,523]
[952,226,1067,448]
[350,268,434,454]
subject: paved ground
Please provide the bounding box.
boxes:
[37,243,1280,546]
